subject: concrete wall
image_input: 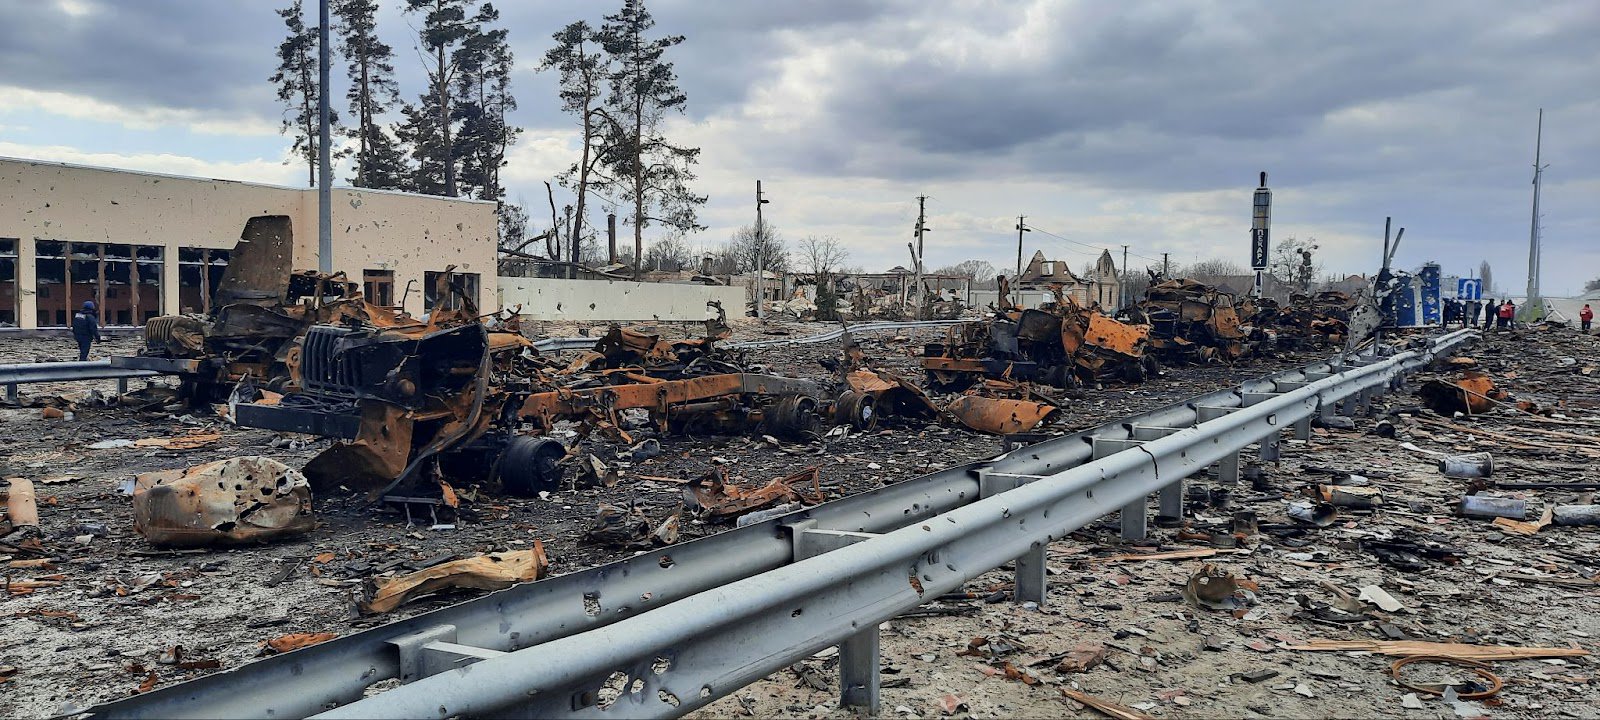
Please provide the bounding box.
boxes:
[0,156,498,327]
[499,277,746,322]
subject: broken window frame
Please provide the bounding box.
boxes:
[363,269,395,308]
[0,238,16,326]
[423,271,480,312]
[178,247,231,315]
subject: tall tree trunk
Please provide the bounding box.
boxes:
[631,42,644,280]
[357,54,370,186]
[438,44,455,197]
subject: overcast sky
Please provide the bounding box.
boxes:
[1,0,1595,293]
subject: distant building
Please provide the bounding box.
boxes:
[0,156,498,329]
[1014,250,1119,309]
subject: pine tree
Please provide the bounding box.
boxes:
[596,0,706,278]
[333,0,408,189]
[402,0,488,197]
[542,20,609,277]
[270,0,338,187]
[453,3,519,203]
[395,102,447,194]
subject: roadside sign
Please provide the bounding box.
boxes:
[1457,278,1482,300]
[1250,228,1269,269]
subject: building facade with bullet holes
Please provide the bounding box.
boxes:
[0,156,499,330]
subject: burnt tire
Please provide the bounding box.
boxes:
[768,393,821,438]
[496,436,567,496]
[833,390,878,431]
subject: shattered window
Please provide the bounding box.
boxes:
[136,246,163,323]
[0,239,16,326]
[34,240,67,326]
[423,271,481,312]
[363,269,395,307]
[178,247,230,314]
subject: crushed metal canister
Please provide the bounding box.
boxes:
[132,456,314,547]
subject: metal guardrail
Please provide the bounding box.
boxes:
[87,329,1476,719]
[0,360,160,404]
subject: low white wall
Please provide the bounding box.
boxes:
[498,277,746,322]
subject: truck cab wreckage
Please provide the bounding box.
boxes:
[231,289,834,500]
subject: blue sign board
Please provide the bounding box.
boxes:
[1457,278,1482,300]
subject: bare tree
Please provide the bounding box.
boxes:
[932,259,999,289]
[796,235,848,321]
[729,223,788,274]
[1479,260,1496,295]
[1180,258,1246,287]
[1270,236,1321,293]
[643,235,693,271]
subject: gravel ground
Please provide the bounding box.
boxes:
[1,318,1531,718]
[690,325,1600,720]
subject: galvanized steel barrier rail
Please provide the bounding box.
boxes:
[0,360,160,404]
[88,329,1476,719]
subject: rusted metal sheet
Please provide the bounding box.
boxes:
[132,457,314,547]
[946,395,1059,435]
[683,467,824,519]
[359,546,548,614]
[4,477,39,531]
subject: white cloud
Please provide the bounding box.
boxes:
[0,85,278,137]
[0,141,300,186]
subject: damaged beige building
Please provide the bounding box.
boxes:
[0,156,498,329]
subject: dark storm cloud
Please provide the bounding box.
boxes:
[0,0,276,114]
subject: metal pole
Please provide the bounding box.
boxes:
[1120,244,1129,310]
[913,195,926,319]
[316,0,333,273]
[1524,109,1544,320]
[755,180,765,319]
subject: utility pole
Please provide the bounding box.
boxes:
[1017,214,1030,278]
[316,0,332,273]
[1161,252,1170,280]
[1120,244,1129,310]
[755,180,769,319]
[1524,109,1547,321]
[912,195,928,319]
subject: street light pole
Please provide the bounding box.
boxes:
[316,0,332,273]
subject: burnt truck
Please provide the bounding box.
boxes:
[922,289,1157,389]
[112,216,375,402]
[232,297,832,499]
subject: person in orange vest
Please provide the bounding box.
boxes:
[1497,299,1515,330]
[1582,303,1594,332]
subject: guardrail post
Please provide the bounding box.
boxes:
[1196,406,1240,484]
[1091,438,1147,540]
[1258,431,1281,462]
[4,383,15,405]
[794,527,882,714]
[978,469,1048,606]
[1292,415,1312,441]
[117,377,129,396]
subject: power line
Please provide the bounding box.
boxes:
[1025,224,1165,265]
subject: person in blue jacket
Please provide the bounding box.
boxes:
[71,300,102,361]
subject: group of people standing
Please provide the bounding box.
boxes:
[1443,297,1520,331]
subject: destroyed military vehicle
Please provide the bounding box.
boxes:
[231,288,835,500]
[922,287,1156,389]
[113,216,380,402]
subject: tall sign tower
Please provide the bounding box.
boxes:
[1250,171,1272,297]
